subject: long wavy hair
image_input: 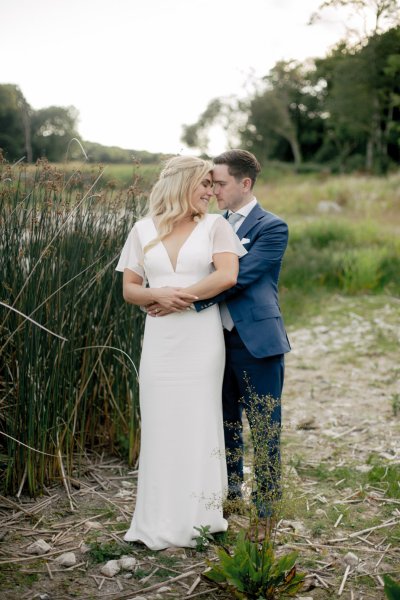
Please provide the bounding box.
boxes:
[144,155,213,253]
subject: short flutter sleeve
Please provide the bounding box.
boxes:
[115,224,145,279]
[210,216,247,258]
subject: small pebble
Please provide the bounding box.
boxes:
[80,542,91,554]
[121,480,135,488]
[119,555,137,571]
[55,552,76,567]
[26,539,51,555]
[101,559,121,577]
[84,520,102,530]
[343,551,359,566]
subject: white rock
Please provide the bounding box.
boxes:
[26,539,51,555]
[101,559,121,577]
[121,480,135,488]
[119,555,137,571]
[55,552,77,567]
[84,520,102,530]
[343,551,359,566]
[317,200,342,214]
[157,587,172,593]
[115,489,134,498]
[281,520,308,534]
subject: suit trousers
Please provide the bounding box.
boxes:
[223,327,284,505]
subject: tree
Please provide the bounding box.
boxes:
[309,0,400,38]
[241,61,328,165]
[181,97,245,155]
[31,105,80,162]
[315,26,400,171]
[0,84,32,162]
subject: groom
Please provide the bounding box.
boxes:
[195,149,291,518]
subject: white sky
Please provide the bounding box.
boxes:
[1,0,360,154]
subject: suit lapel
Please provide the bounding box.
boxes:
[236,203,265,239]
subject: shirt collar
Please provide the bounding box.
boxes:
[228,197,257,219]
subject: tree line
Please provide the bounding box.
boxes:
[182,24,400,174]
[0,85,164,165]
[1,1,399,173]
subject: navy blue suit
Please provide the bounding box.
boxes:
[195,203,290,511]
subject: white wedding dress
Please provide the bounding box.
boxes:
[116,213,246,550]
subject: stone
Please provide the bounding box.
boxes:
[343,551,359,566]
[84,520,102,530]
[119,555,137,571]
[121,480,135,488]
[26,539,51,555]
[101,559,121,577]
[55,552,77,567]
[317,200,342,214]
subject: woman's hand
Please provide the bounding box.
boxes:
[150,287,198,311]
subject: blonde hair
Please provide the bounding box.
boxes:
[144,155,213,253]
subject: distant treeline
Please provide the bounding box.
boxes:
[0,87,167,165]
[183,26,400,174]
[1,25,399,172]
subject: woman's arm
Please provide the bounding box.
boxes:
[122,270,198,311]
[146,252,239,316]
[184,252,238,299]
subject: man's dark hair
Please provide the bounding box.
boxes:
[213,149,261,189]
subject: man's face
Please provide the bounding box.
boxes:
[212,164,247,212]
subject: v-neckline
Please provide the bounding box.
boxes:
[151,218,200,273]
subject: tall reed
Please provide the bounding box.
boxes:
[0,158,145,495]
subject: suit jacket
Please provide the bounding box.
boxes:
[195,203,291,359]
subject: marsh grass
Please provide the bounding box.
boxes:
[278,219,400,325]
[0,158,145,495]
[253,170,400,324]
[256,171,400,224]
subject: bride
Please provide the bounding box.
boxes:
[116,155,246,550]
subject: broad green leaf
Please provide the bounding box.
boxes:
[384,575,400,600]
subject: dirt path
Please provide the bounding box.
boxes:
[1,295,399,599]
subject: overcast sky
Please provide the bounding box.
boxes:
[1,0,362,154]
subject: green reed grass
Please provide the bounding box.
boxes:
[0,159,145,495]
[279,218,400,325]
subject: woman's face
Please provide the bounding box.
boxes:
[191,172,214,215]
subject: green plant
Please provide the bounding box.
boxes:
[87,541,128,564]
[0,158,145,495]
[193,524,215,551]
[383,574,400,600]
[392,393,400,417]
[204,530,304,599]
